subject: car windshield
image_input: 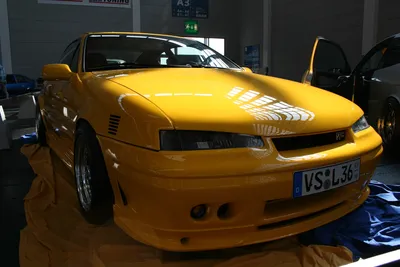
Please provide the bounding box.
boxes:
[84,34,241,71]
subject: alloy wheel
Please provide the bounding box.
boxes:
[75,142,93,212]
[383,102,396,145]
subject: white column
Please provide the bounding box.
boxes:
[262,0,272,74]
[362,0,379,55]
[132,0,141,32]
[0,0,12,73]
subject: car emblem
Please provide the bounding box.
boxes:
[336,131,345,141]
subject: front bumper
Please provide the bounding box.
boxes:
[98,127,383,252]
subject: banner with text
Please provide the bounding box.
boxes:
[38,0,131,8]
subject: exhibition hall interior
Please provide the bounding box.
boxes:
[1,0,400,266]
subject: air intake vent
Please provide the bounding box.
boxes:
[108,114,121,135]
[272,130,346,151]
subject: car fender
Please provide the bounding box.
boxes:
[77,78,173,151]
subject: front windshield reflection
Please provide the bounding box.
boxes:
[84,34,241,71]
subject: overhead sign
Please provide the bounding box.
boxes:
[184,20,199,34]
[172,0,209,19]
[37,0,131,8]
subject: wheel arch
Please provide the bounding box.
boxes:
[75,117,92,132]
[75,116,124,207]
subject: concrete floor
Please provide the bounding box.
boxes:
[0,126,399,267]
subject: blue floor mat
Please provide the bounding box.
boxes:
[299,180,400,260]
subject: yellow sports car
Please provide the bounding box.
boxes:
[36,32,383,252]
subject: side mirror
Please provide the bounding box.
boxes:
[242,67,253,73]
[42,64,72,81]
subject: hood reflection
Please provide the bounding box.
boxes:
[226,86,315,124]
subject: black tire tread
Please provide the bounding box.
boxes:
[74,121,114,225]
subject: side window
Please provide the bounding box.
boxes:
[313,40,350,74]
[59,39,80,71]
[6,75,16,84]
[16,75,30,83]
[379,39,400,69]
[359,48,386,73]
[69,46,80,72]
[356,39,394,74]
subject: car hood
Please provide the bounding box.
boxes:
[94,68,363,136]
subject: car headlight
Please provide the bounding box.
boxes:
[160,130,264,151]
[352,115,370,133]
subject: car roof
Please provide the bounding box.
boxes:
[377,32,400,44]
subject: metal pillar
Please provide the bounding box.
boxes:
[0,0,12,73]
[132,0,141,32]
[362,0,380,55]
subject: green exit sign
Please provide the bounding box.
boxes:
[184,20,199,34]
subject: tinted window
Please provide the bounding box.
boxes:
[16,75,31,83]
[84,34,240,71]
[314,40,350,74]
[70,46,80,72]
[60,39,80,69]
[6,75,16,84]
[356,39,392,74]
[380,39,400,69]
[360,49,385,73]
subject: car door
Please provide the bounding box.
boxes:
[350,37,392,122]
[6,75,18,96]
[302,37,353,100]
[50,39,82,166]
[57,39,83,167]
[43,39,80,157]
[15,75,34,94]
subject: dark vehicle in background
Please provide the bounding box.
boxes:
[6,74,36,96]
[302,33,400,152]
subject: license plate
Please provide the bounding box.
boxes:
[293,158,360,198]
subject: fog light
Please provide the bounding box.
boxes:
[190,204,208,220]
[217,203,231,219]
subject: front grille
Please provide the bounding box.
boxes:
[272,130,346,151]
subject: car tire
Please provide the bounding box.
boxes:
[74,121,114,225]
[35,107,47,146]
[379,97,400,153]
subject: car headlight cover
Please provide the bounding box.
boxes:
[160,130,264,151]
[352,115,370,133]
